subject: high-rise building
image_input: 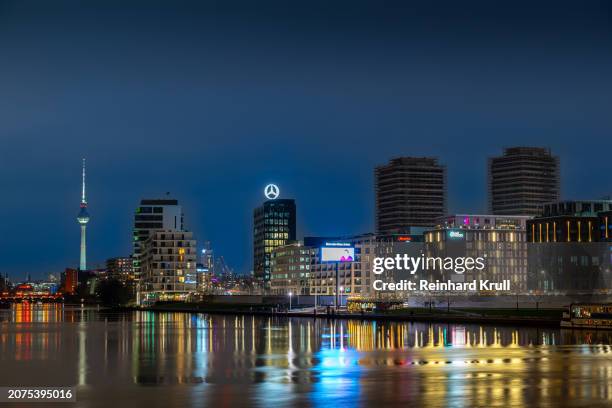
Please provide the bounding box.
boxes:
[253,185,296,286]
[76,159,90,271]
[488,147,560,216]
[132,199,183,278]
[375,157,447,235]
[139,230,197,304]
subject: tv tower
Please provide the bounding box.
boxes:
[76,158,90,271]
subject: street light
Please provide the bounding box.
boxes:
[339,286,343,308]
[289,292,293,311]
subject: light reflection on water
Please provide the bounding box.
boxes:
[1,304,611,407]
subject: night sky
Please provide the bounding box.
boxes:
[1,0,611,279]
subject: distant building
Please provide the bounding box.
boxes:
[133,199,184,279]
[196,263,211,294]
[62,268,79,294]
[14,284,33,297]
[106,256,134,282]
[375,157,447,235]
[139,230,197,304]
[425,214,531,292]
[270,241,312,295]
[253,193,296,287]
[200,241,214,275]
[488,147,560,216]
[0,274,8,292]
[196,241,214,293]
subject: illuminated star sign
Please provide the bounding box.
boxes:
[264,184,280,200]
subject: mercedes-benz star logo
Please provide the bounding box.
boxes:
[264,184,280,200]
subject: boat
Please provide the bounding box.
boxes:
[561,303,612,330]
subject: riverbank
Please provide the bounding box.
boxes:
[119,303,563,327]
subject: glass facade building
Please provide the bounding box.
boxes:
[253,199,296,286]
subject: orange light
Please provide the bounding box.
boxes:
[539,223,542,243]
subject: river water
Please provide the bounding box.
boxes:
[1,304,611,407]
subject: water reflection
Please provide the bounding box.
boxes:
[1,304,611,407]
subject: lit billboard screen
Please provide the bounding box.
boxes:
[321,246,355,262]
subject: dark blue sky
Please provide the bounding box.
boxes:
[1,0,611,279]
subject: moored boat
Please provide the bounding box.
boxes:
[561,303,612,330]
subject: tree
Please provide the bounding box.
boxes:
[96,279,131,306]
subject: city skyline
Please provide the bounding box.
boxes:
[2,1,612,278]
[2,144,611,280]
[2,3,612,407]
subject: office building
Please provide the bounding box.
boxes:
[270,241,312,295]
[133,199,184,278]
[139,230,197,304]
[488,147,560,216]
[526,200,612,294]
[425,214,531,292]
[306,234,379,299]
[253,189,296,286]
[375,157,447,234]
